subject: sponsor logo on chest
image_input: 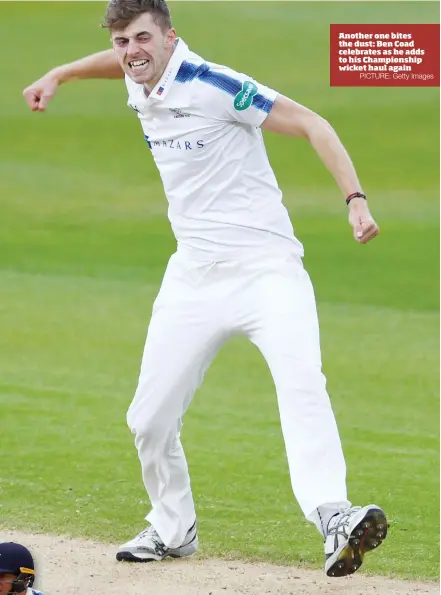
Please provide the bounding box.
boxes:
[169,108,191,118]
[144,135,204,151]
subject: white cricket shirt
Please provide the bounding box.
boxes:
[125,38,304,260]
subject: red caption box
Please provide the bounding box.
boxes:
[330,24,440,87]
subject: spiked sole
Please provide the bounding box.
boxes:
[325,507,388,577]
[116,551,160,562]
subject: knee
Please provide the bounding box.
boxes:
[127,392,181,446]
[127,405,165,442]
[127,372,185,441]
[276,367,328,401]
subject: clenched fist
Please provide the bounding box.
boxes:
[23,72,60,112]
[348,197,380,244]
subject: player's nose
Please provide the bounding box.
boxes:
[127,38,142,57]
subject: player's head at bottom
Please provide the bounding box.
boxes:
[0,543,35,595]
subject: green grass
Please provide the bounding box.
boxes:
[0,1,439,582]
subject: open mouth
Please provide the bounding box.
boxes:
[128,59,150,72]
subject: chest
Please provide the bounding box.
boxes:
[136,103,238,165]
[139,105,210,146]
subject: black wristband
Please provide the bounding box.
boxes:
[346,192,366,206]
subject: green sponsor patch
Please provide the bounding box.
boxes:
[234,81,258,111]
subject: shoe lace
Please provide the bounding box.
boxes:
[327,506,361,539]
[135,526,167,555]
[136,525,157,540]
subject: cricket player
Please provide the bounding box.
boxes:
[23,0,388,577]
[0,543,44,595]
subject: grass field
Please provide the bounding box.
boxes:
[0,1,439,582]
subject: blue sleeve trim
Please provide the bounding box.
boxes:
[252,94,274,114]
[175,62,274,113]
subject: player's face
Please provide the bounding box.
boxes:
[0,573,24,595]
[111,12,176,88]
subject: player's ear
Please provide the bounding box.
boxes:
[166,28,176,45]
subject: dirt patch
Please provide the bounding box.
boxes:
[1,530,437,595]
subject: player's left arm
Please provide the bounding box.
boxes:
[262,94,379,244]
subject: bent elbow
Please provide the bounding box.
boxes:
[305,115,335,143]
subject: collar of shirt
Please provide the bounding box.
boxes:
[148,37,190,102]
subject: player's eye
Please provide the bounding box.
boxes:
[138,36,150,43]
[114,38,128,47]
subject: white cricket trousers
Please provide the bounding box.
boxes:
[126,249,350,548]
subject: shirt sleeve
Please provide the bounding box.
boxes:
[197,64,278,127]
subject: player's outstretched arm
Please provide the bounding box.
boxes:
[262,95,379,244]
[23,49,124,112]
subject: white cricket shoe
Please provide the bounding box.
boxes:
[324,505,388,577]
[116,520,198,562]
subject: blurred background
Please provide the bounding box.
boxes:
[0,1,439,580]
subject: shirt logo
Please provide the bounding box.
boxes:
[169,108,191,119]
[234,81,258,111]
[157,86,165,96]
[144,135,204,151]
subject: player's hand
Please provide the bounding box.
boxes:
[348,197,379,244]
[23,72,60,112]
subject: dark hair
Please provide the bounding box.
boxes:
[102,0,172,32]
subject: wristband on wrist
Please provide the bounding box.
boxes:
[346,192,366,206]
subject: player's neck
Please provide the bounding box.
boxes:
[143,43,177,95]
